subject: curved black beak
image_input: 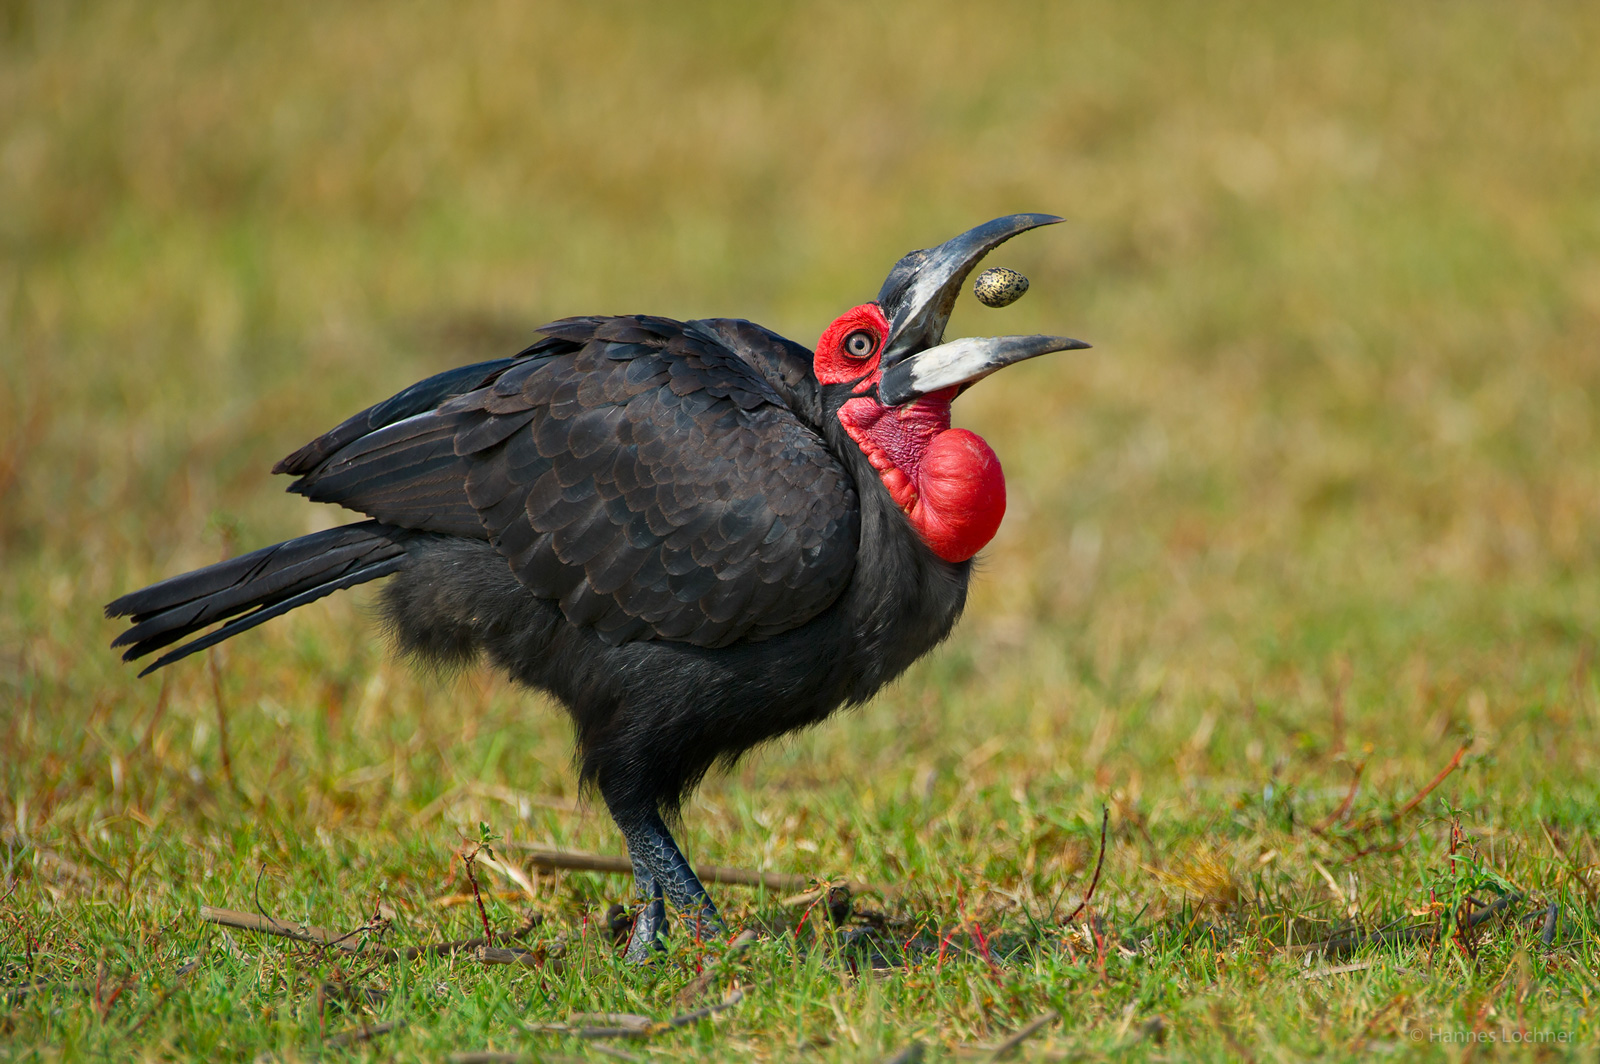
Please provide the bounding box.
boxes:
[875,213,1090,406]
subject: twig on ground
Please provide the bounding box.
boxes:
[1299,960,1426,980]
[667,985,746,1029]
[477,945,549,969]
[1300,960,1374,979]
[324,1018,404,1047]
[450,1048,613,1064]
[317,980,389,1012]
[524,1012,651,1039]
[988,1010,1058,1061]
[569,1012,652,1030]
[1062,808,1110,925]
[524,986,749,1042]
[201,906,389,958]
[501,843,894,898]
[199,905,541,963]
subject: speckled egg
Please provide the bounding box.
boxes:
[973,266,1029,308]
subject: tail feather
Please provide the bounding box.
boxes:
[106,521,413,674]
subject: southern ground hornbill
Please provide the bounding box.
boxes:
[107,214,1089,960]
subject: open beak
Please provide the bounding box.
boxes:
[874,214,1090,407]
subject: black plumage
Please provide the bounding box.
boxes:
[107,215,1087,959]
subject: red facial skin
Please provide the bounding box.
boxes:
[814,304,1007,563]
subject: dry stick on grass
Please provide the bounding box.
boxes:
[1061,808,1110,926]
[202,906,384,958]
[477,945,554,969]
[524,986,749,1042]
[502,843,894,899]
[324,1018,405,1048]
[198,906,542,964]
[987,1010,1058,1061]
[1299,960,1426,981]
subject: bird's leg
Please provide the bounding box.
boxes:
[614,807,722,957]
[624,859,669,963]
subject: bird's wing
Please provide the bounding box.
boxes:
[280,315,860,648]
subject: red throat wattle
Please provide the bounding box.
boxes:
[838,393,1006,563]
[814,304,1006,564]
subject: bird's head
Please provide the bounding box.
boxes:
[813,214,1089,564]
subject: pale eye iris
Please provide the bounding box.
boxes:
[844,330,876,358]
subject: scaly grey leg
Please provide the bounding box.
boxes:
[614,807,722,961]
[625,865,669,963]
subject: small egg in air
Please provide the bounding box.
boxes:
[973,266,1029,308]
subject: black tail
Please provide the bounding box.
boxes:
[106,520,414,676]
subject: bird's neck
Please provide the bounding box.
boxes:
[825,431,973,701]
[836,392,1006,564]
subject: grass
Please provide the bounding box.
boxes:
[4,0,1600,1058]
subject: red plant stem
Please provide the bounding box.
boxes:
[1390,743,1470,823]
[958,891,1001,981]
[461,851,494,945]
[792,891,824,945]
[1311,762,1365,834]
[1063,808,1110,925]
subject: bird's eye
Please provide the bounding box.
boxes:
[843,330,877,359]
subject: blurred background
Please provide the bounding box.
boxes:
[3,1,1598,874]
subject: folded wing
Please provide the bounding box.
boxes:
[282,315,859,648]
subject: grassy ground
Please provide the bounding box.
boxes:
[4,1,1600,1059]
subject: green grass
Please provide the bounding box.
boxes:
[4,1,1600,1059]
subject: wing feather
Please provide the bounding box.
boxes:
[280,315,856,647]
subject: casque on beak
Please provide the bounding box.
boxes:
[874,214,1090,407]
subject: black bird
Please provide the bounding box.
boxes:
[107,214,1088,959]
